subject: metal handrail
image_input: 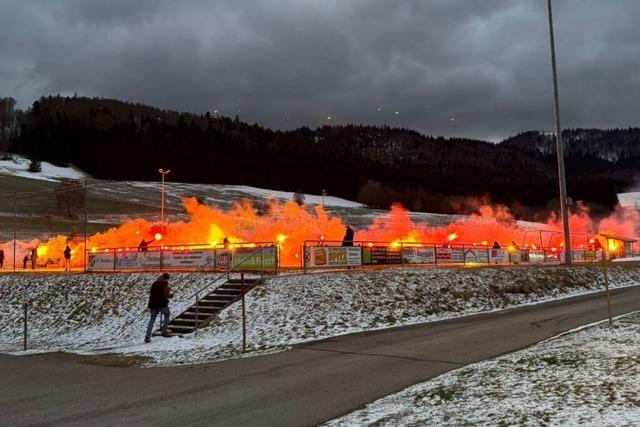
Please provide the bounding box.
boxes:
[185,243,276,337]
[186,243,276,301]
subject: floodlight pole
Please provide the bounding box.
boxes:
[158,169,171,233]
[547,0,572,264]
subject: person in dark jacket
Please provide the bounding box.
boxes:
[0,248,4,269]
[23,254,29,269]
[341,225,354,247]
[492,241,501,249]
[63,245,72,271]
[145,273,173,343]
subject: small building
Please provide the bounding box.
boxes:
[597,232,638,258]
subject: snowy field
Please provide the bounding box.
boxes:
[327,312,640,426]
[1,264,639,366]
[0,154,86,182]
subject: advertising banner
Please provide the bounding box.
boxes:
[88,248,231,271]
[402,247,436,264]
[87,253,115,271]
[232,247,277,270]
[311,246,361,267]
[366,246,402,264]
[489,249,509,263]
[463,248,490,263]
[435,247,464,263]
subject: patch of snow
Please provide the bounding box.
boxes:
[0,154,86,182]
[207,185,362,208]
[326,311,640,426]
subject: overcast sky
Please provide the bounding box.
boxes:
[1,0,639,141]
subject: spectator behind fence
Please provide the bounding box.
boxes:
[31,247,38,270]
[341,225,354,247]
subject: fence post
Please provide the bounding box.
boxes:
[462,244,466,265]
[194,294,199,337]
[22,284,28,351]
[13,192,17,272]
[434,244,438,266]
[601,250,613,326]
[112,251,116,272]
[400,242,404,266]
[241,272,247,352]
[260,246,264,279]
[303,244,307,274]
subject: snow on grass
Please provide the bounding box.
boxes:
[0,154,86,182]
[326,312,640,426]
[2,264,640,367]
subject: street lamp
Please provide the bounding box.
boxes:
[546,0,572,264]
[158,169,171,233]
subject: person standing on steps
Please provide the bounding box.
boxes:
[145,272,173,343]
[63,245,72,271]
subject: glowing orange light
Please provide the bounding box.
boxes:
[135,230,140,235]
[104,249,110,253]
[448,233,458,242]
[367,242,374,247]
[481,240,488,246]
[276,234,287,244]
[320,235,325,241]
[589,238,595,244]
[155,233,162,241]
[531,244,537,250]
[608,241,618,252]
[91,247,97,253]
[551,247,557,252]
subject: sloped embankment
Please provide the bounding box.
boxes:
[1,264,639,365]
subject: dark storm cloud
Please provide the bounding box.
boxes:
[1,0,639,141]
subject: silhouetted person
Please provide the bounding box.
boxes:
[0,248,4,269]
[64,245,72,271]
[23,254,29,269]
[31,248,38,270]
[138,239,152,252]
[492,241,501,249]
[342,225,354,247]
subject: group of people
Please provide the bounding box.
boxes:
[16,245,72,271]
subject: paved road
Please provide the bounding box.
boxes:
[2,285,639,426]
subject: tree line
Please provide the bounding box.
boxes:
[6,96,638,219]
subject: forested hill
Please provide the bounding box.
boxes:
[6,96,638,217]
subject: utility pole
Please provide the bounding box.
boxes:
[547,0,572,264]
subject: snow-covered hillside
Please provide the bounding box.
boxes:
[2,265,639,366]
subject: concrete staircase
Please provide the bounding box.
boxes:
[160,277,262,336]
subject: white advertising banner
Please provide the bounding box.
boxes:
[402,247,435,264]
[310,246,362,267]
[489,249,509,263]
[88,249,224,271]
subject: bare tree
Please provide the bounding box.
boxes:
[293,191,305,206]
[55,179,85,219]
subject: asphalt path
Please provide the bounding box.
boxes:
[2,285,639,426]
